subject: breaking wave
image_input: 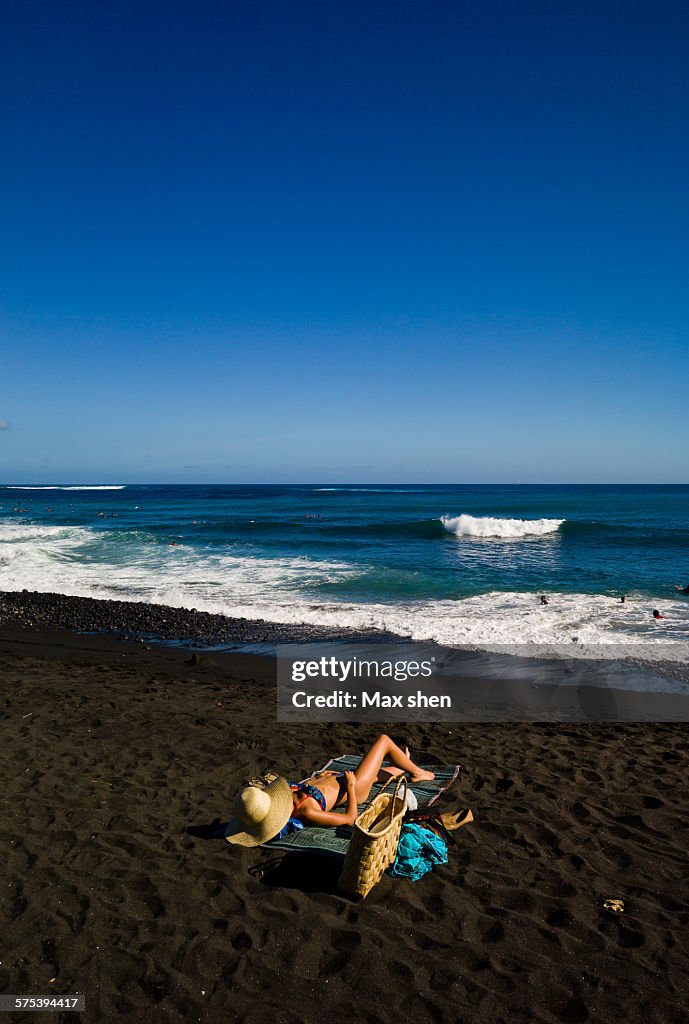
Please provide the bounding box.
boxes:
[441,514,565,539]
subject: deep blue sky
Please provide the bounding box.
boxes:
[1,0,688,483]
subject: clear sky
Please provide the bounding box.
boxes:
[1,0,688,483]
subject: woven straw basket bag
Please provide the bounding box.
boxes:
[339,774,408,898]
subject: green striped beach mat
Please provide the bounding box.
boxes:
[266,756,461,857]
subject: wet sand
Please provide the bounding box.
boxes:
[1,622,688,1023]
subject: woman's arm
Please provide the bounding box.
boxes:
[298,770,359,827]
[298,807,357,827]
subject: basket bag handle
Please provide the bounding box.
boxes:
[369,771,408,832]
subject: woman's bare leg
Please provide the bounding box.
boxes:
[353,734,434,803]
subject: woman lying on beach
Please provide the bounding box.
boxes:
[225,733,442,847]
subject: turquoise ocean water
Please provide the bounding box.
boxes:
[1,484,688,654]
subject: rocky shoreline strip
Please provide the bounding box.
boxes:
[0,589,398,648]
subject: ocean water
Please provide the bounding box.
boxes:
[1,484,689,657]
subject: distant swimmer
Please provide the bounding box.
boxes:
[539,595,549,606]
[620,595,626,603]
[653,609,664,619]
[674,584,689,594]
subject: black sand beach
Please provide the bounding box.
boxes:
[1,595,688,1023]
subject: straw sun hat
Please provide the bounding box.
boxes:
[224,776,294,847]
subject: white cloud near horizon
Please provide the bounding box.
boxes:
[0,420,10,430]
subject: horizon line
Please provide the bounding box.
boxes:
[2,481,689,488]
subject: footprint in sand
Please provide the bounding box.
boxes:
[559,996,589,1023]
[231,930,253,952]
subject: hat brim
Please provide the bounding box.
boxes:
[224,776,294,847]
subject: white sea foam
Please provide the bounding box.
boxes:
[0,520,359,611]
[1,519,687,661]
[210,592,689,660]
[3,485,126,491]
[441,514,565,539]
